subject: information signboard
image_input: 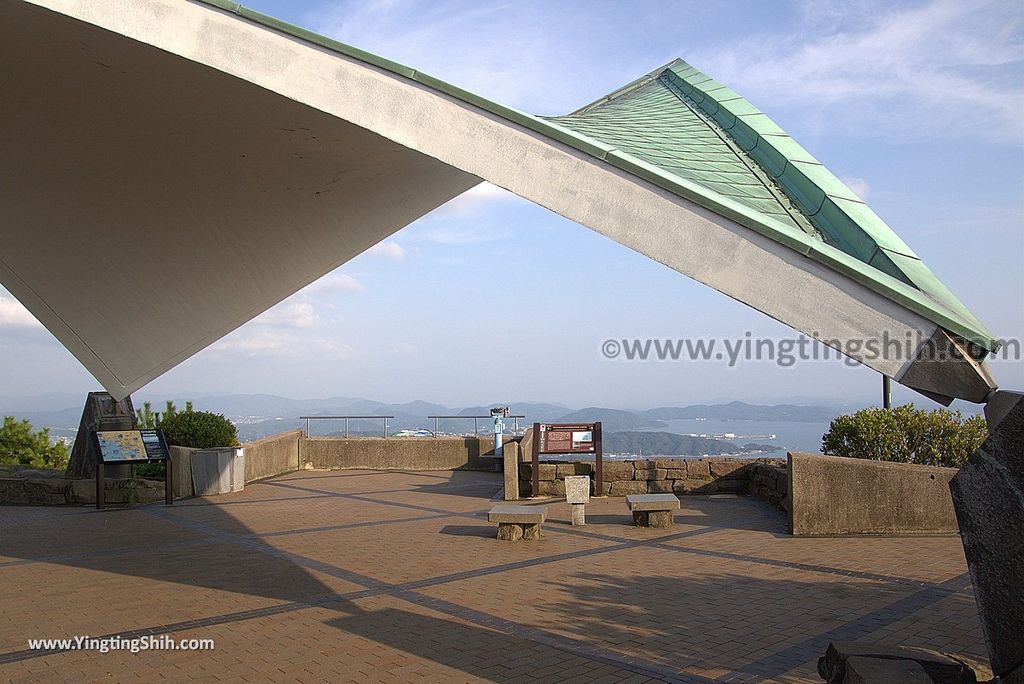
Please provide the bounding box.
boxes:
[532,422,603,497]
[91,429,173,509]
[539,423,597,454]
[94,429,170,463]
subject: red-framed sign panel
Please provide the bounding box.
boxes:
[531,422,603,497]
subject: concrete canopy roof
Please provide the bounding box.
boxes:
[1,0,999,403]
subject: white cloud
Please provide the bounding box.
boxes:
[0,295,42,328]
[307,2,570,111]
[389,341,417,356]
[253,300,317,329]
[210,330,354,361]
[367,240,406,261]
[690,0,1024,143]
[840,176,871,201]
[302,273,366,295]
[419,225,508,245]
[428,182,518,219]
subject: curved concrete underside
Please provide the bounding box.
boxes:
[0,0,998,402]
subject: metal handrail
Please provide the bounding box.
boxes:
[426,415,526,436]
[300,415,394,438]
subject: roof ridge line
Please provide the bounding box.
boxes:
[659,64,995,341]
[655,72,821,240]
[568,58,688,116]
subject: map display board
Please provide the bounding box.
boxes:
[94,429,170,463]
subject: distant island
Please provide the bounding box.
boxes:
[604,431,776,457]
[640,401,839,423]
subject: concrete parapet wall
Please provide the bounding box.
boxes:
[518,457,786,497]
[302,436,500,471]
[244,429,302,482]
[788,451,959,536]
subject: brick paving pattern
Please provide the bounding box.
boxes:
[0,469,986,682]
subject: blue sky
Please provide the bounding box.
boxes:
[1,0,1021,409]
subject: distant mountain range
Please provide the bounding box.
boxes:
[0,393,846,450]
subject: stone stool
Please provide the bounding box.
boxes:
[488,504,547,540]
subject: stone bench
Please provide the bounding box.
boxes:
[488,505,547,540]
[626,493,680,528]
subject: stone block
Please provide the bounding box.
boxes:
[24,478,69,505]
[817,641,978,684]
[571,503,585,526]
[135,479,165,503]
[67,479,97,504]
[103,481,134,504]
[608,481,647,496]
[843,656,932,684]
[686,459,711,477]
[663,468,686,480]
[674,479,718,494]
[556,462,592,478]
[0,478,30,505]
[653,458,686,470]
[488,505,546,524]
[632,510,673,528]
[496,522,522,541]
[950,391,1024,679]
[538,479,565,497]
[648,480,674,494]
[647,510,673,528]
[601,461,635,481]
[12,469,62,478]
[626,493,680,511]
[517,462,556,481]
[536,463,556,481]
[709,459,746,478]
[563,475,590,504]
[635,468,667,481]
[714,478,746,494]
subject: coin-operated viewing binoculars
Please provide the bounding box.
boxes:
[490,406,510,457]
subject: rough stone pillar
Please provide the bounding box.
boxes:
[949,390,1023,680]
[571,503,586,526]
[565,475,590,526]
[503,440,520,501]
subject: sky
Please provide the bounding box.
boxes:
[1,0,1022,410]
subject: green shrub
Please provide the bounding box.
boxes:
[133,461,166,479]
[0,416,70,469]
[160,409,239,449]
[821,404,987,468]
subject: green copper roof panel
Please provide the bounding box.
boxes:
[545,80,817,236]
[192,1,997,352]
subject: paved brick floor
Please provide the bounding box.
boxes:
[0,469,986,683]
